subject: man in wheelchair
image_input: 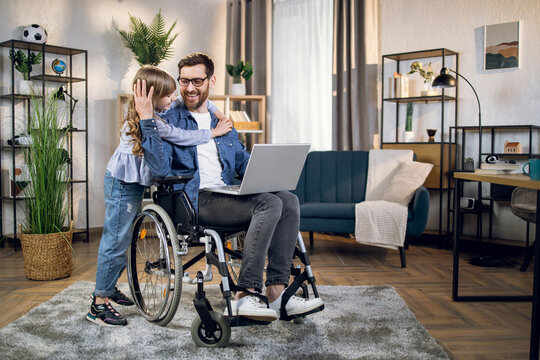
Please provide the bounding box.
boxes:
[138,52,324,323]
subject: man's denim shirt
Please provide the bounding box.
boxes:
[139,103,250,212]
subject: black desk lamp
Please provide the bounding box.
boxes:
[432,67,482,168]
[53,85,78,116]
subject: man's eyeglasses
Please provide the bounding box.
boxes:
[178,76,208,87]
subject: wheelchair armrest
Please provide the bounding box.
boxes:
[154,175,194,186]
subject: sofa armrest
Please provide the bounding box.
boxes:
[406,186,430,237]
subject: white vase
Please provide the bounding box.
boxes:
[17,79,33,95]
[403,131,415,143]
[420,80,437,96]
[230,83,246,96]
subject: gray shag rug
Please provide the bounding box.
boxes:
[0,281,449,360]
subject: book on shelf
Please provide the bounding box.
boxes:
[228,110,254,123]
[242,111,252,122]
[480,162,519,170]
[229,110,242,123]
[474,168,515,175]
[389,72,409,98]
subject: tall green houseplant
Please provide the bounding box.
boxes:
[19,90,74,281]
[24,92,70,234]
[116,9,179,66]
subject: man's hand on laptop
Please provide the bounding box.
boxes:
[211,118,233,138]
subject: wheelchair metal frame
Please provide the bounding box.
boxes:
[127,175,324,347]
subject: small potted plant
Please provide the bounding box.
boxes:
[226,60,253,95]
[404,103,414,142]
[116,9,178,66]
[464,157,475,171]
[19,90,73,280]
[9,49,42,94]
[408,61,436,96]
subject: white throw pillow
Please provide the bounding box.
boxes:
[376,160,433,205]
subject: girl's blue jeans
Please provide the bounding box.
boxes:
[94,171,145,298]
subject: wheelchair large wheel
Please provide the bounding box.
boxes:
[127,204,182,326]
[191,311,231,348]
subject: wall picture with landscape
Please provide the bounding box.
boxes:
[484,21,519,70]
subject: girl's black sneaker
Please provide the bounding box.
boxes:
[86,297,128,326]
[109,287,134,306]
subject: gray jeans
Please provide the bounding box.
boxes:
[198,190,300,291]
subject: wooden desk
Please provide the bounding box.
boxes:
[453,172,540,360]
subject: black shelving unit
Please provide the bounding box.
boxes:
[0,39,89,249]
[450,124,540,243]
[381,48,459,239]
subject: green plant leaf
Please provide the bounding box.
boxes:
[9,49,42,79]
[226,60,254,82]
[116,9,179,66]
[22,87,70,234]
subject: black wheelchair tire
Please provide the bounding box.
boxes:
[191,311,231,348]
[127,204,182,326]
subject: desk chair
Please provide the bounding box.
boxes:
[510,187,537,271]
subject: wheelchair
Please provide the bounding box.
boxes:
[126,175,324,348]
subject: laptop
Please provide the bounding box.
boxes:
[204,143,310,195]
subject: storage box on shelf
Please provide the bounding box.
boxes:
[381,48,459,238]
[0,40,89,248]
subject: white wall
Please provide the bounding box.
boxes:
[380,0,540,241]
[0,0,228,229]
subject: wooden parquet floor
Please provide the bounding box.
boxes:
[0,230,534,360]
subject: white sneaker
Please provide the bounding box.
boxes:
[269,292,324,317]
[223,295,278,321]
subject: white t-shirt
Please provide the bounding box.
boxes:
[191,112,226,188]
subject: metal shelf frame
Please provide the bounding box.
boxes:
[0,39,89,249]
[381,48,459,240]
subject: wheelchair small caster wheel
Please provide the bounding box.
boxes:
[191,311,231,348]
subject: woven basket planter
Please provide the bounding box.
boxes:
[19,221,74,281]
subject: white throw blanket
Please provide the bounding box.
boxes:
[355,201,407,250]
[354,150,413,250]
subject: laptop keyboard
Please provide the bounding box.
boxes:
[207,185,240,191]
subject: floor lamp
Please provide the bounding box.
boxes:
[433,68,487,261]
[432,67,482,169]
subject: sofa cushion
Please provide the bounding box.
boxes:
[299,202,355,219]
[375,160,433,205]
[293,151,369,204]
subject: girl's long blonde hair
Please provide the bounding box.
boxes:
[123,65,177,155]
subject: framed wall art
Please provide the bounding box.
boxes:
[484,21,519,70]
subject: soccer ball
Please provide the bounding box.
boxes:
[22,24,48,44]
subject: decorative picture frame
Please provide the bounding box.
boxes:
[484,21,520,71]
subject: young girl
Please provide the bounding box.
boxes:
[87,65,232,326]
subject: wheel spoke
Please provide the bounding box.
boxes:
[127,206,182,325]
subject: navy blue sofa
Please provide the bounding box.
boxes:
[291,151,430,268]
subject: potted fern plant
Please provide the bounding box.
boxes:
[19,90,73,280]
[9,49,42,94]
[226,60,254,95]
[116,9,178,66]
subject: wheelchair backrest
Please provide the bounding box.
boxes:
[152,189,196,235]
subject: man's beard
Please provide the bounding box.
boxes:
[181,86,210,111]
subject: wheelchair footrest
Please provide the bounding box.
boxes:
[280,303,325,322]
[227,316,272,327]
